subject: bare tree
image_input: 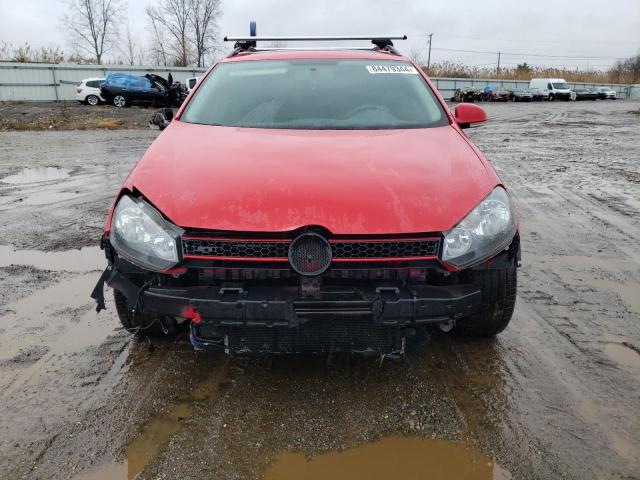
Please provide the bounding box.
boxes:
[61,0,123,64]
[148,15,169,66]
[189,0,221,67]
[146,0,192,67]
[0,42,10,61]
[120,22,146,65]
[624,53,640,84]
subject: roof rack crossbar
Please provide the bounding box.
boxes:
[225,35,407,57]
[224,35,407,42]
[252,47,387,52]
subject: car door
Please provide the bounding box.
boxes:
[132,77,154,104]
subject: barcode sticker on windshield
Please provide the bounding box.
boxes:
[366,65,419,75]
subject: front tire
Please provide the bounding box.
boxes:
[451,267,517,338]
[114,290,172,337]
[113,95,127,108]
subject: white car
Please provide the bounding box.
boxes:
[76,78,105,105]
[595,86,617,100]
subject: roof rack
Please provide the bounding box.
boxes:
[224,34,408,57]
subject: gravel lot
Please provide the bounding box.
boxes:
[0,100,638,480]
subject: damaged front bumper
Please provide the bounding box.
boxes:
[92,263,481,355]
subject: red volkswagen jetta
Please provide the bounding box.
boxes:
[92,36,520,356]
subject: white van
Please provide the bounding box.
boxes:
[529,78,575,101]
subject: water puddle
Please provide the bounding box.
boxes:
[73,463,128,480]
[584,277,640,316]
[0,245,103,272]
[73,357,229,480]
[263,436,511,480]
[0,273,115,365]
[528,254,640,316]
[0,167,70,184]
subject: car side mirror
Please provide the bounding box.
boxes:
[454,103,487,129]
[149,108,174,131]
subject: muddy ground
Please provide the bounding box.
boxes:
[0,100,639,480]
[0,102,155,131]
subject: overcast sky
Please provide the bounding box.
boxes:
[1,0,639,69]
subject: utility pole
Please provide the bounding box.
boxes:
[427,33,433,69]
[497,51,501,75]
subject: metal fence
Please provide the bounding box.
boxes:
[0,63,207,101]
[430,77,632,100]
[0,62,634,101]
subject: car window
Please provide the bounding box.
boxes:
[182,60,448,130]
[552,82,569,89]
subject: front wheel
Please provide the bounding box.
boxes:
[451,267,517,338]
[113,95,127,108]
[548,94,555,101]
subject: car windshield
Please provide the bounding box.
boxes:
[552,82,569,89]
[181,60,448,130]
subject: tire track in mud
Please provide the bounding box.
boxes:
[468,101,640,478]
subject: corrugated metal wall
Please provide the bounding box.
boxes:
[0,62,633,101]
[0,63,207,101]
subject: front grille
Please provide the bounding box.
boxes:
[331,240,439,259]
[182,236,440,261]
[182,239,289,258]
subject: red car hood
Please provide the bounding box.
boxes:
[123,121,499,234]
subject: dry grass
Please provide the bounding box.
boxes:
[0,116,132,131]
[80,118,127,129]
[421,61,631,84]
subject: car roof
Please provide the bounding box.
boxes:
[219,49,413,64]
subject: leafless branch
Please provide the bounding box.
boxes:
[60,0,123,64]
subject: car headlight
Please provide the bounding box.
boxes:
[110,195,183,272]
[442,187,517,268]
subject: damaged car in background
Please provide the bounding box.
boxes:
[92,34,520,357]
[100,72,188,108]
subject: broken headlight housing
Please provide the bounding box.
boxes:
[110,195,183,272]
[442,187,517,269]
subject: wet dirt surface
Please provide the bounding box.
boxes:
[0,102,156,131]
[0,100,639,479]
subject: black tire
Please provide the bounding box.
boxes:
[451,267,517,338]
[113,290,171,337]
[548,93,555,101]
